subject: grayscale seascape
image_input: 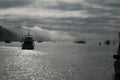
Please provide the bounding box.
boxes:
[0,0,120,80]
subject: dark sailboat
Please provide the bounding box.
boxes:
[22,30,34,50]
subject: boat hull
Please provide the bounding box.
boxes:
[22,44,34,50]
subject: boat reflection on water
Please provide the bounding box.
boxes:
[22,30,34,50]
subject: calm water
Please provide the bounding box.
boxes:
[0,42,117,80]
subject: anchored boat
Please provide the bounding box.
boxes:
[22,30,34,50]
[74,40,86,44]
[5,40,11,43]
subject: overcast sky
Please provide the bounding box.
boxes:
[0,0,120,41]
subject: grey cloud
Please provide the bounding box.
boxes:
[47,1,84,11]
[46,1,100,11]
[0,0,33,8]
[0,0,120,41]
[46,0,120,17]
[85,0,120,8]
[107,2,120,8]
[0,15,119,35]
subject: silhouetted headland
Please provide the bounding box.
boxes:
[0,26,19,42]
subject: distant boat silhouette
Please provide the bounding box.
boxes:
[22,30,34,50]
[52,41,56,43]
[105,40,110,45]
[99,42,101,45]
[37,40,43,43]
[20,41,22,43]
[74,40,86,44]
[5,40,11,43]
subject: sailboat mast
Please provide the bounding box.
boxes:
[28,30,30,37]
[118,33,120,55]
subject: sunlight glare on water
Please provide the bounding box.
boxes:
[0,46,52,80]
[0,42,117,80]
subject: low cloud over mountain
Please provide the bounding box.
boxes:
[8,26,75,41]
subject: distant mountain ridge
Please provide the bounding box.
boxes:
[0,26,19,41]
